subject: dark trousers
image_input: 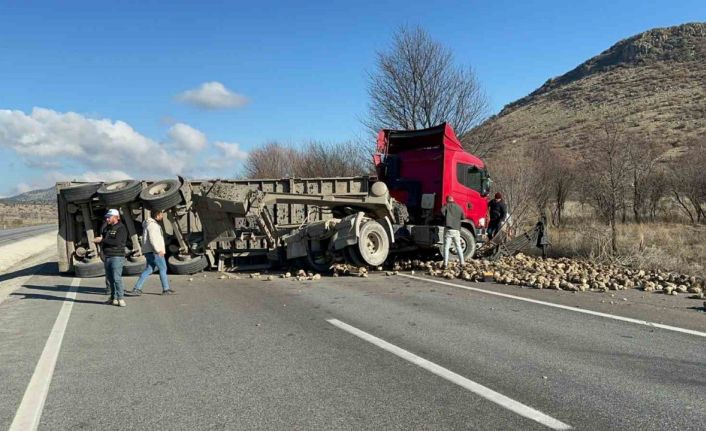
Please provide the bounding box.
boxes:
[487,220,502,239]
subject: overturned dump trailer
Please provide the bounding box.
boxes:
[57,176,399,277]
[57,123,493,278]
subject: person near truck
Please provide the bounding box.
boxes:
[98,217,110,295]
[131,209,176,295]
[441,195,465,268]
[487,192,507,239]
[94,209,128,307]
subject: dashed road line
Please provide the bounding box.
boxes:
[328,318,572,430]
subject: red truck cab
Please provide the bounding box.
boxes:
[374,123,490,238]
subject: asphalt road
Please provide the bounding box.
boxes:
[0,225,57,247]
[0,265,704,430]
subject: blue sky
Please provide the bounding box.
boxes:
[0,0,704,196]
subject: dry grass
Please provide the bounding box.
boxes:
[0,203,56,229]
[549,219,706,276]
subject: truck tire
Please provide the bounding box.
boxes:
[356,221,390,267]
[140,179,182,211]
[343,246,364,267]
[306,242,334,273]
[306,240,334,272]
[74,259,105,278]
[459,227,477,260]
[167,255,208,275]
[123,256,147,276]
[98,180,143,206]
[60,183,101,203]
[440,227,477,261]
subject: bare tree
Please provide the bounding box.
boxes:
[294,141,372,177]
[584,121,631,253]
[242,142,299,179]
[625,137,660,223]
[243,140,372,179]
[669,138,706,223]
[537,148,577,227]
[644,169,668,221]
[366,26,488,136]
[488,146,548,230]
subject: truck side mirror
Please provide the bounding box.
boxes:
[480,173,491,197]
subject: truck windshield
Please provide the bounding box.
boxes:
[456,163,485,193]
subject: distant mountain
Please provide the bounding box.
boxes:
[0,187,56,205]
[473,22,706,156]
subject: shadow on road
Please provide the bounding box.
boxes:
[20,283,106,296]
[0,260,61,284]
[10,284,108,305]
[9,291,106,305]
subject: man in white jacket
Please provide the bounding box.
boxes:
[131,210,176,295]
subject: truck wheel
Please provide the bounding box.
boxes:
[123,256,147,276]
[343,246,362,267]
[167,255,208,275]
[306,242,334,273]
[140,179,182,211]
[459,227,477,260]
[98,180,143,206]
[60,183,102,203]
[356,221,390,267]
[440,227,477,261]
[74,259,105,278]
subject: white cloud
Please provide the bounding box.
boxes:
[202,141,249,175]
[52,170,133,183]
[0,107,248,195]
[0,108,214,180]
[24,159,62,169]
[206,141,248,171]
[168,123,207,153]
[13,183,33,194]
[176,81,249,110]
[214,141,248,161]
[0,108,189,176]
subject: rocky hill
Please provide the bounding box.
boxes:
[0,187,56,228]
[476,22,706,157]
[0,187,56,205]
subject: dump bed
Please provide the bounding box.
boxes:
[56,176,373,272]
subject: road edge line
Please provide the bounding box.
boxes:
[10,277,81,431]
[399,273,706,338]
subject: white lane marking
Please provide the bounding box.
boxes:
[400,274,706,338]
[10,277,81,431]
[327,318,572,430]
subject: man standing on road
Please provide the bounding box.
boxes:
[487,192,507,239]
[441,195,465,269]
[131,209,176,295]
[95,209,128,307]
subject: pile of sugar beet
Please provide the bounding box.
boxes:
[332,253,705,302]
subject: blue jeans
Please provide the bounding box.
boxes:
[134,252,170,292]
[105,257,125,299]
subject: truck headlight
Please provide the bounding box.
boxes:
[479,217,486,227]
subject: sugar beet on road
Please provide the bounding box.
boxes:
[0,266,704,430]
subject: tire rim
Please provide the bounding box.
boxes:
[149,183,171,196]
[451,237,467,254]
[365,231,383,256]
[106,181,130,191]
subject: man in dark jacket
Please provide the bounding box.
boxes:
[440,195,465,268]
[487,192,507,239]
[95,209,128,307]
